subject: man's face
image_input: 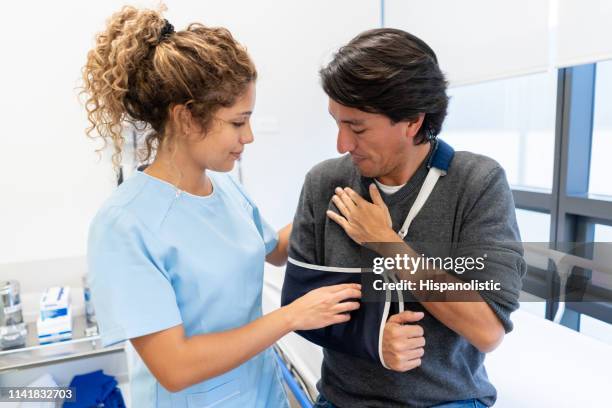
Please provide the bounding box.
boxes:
[328,98,418,179]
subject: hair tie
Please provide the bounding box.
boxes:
[159,19,175,42]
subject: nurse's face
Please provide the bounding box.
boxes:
[186,82,256,173]
[328,98,423,179]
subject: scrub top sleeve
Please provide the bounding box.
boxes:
[225,174,278,255]
[87,207,183,347]
[253,207,279,255]
[287,172,319,264]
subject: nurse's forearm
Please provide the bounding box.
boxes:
[131,281,360,392]
[266,223,292,266]
[131,307,294,393]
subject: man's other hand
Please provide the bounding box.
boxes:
[382,310,426,372]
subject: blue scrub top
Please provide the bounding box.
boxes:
[87,170,289,408]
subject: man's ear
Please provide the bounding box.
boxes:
[405,113,426,139]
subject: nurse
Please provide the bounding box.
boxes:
[83,6,361,407]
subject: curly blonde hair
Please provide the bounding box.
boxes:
[81,6,257,168]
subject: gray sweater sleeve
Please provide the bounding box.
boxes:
[456,165,526,333]
[288,172,319,265]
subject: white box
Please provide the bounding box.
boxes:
[37,286,72,344]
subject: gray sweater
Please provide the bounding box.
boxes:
[288,143,526,407]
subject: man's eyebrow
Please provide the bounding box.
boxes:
[341,119,365,126]
[327,110,365,126]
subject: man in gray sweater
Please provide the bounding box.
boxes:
[287,28,526,407]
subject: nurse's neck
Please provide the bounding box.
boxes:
[144,145,212,197]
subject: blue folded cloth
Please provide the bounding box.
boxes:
[63,370,125,408]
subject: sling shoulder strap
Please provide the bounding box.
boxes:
[398,139,454,239]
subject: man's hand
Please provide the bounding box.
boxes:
[382,310,426,372]
[326,183,398,245]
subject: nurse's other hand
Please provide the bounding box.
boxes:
[285,283,361,331]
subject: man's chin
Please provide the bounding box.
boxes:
[354,163,378,178]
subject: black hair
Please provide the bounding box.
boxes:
[320,28,449,144]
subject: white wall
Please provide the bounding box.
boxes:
[0,2,123,264]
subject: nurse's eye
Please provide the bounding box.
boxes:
[352,128,366,135]
[231,122,246,128]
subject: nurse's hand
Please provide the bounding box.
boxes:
[285,283,361,331]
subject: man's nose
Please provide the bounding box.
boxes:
[337,127,356,154]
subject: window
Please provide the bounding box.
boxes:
[516,209,550,275]
[443,71,557,191]
[515,209,551,242]
[594,224,612,241]
[589,59,612,198]
[592,224,612,291]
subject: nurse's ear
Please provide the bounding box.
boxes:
[168,102,205,141]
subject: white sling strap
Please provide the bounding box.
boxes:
[378,272,393,369]
[286,257,364,273]
[376,273,407,369]
[397,167,446,239]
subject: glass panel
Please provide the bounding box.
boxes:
[592,224,612,290]
[521,226,612,330]
[516,209,551,270]
[515,209,551,242]
[580,225,612,344]
[589,59,612,197]
[594,224,612,242]
[443,71,557,191]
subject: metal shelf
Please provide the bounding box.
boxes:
[0,315,124,372]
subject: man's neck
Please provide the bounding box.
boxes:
[376,141,431,186]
